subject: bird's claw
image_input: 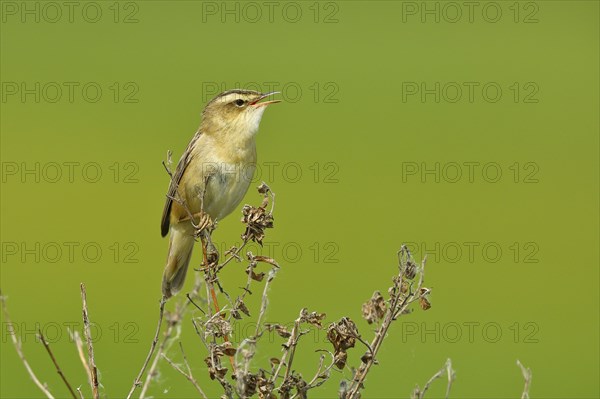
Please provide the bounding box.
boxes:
[192,212,214,238]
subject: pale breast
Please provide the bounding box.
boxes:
[203,161,256,220]
[180,135,257,221]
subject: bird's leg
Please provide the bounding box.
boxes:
[178,211,213,237]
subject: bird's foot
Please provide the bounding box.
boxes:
[190,212,214,238]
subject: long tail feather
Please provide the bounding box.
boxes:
[162,223,195,298]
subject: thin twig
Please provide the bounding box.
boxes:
[517,360,532,399]
[0,291,55,399]
[161,343,208,399]
[69,329,92,390]
[270,308,302,388]
[125,296,167,399]
[139,283,203,398]
[413,358,455,399]
[38,329,79,399]
[139,314,175,399]
[214,237,250,273]
[80,284,99,399]
[346,247,429,399]
[186,293,206,314]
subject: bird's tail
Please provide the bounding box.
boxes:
[162,223,195,298]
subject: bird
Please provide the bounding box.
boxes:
[160,89,280,298]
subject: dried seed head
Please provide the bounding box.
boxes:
[299,308,326,328]
[361,291,387,324]
[205,314,232,338]
[240,189,274,244]
[257,182,270,195]
[334,350,348,369]
[265,323,292,338]
[400,280,410,294]
[327,317,359,369]
[405,260,417,279]
[204,355,228,380]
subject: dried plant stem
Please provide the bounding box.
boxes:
[38,329,78,399]
[138,299,191,399]
[80,284,100,399]
[517,360,532,399]
[139,273,205,399]
[296,351,335,395]
[270,307,302,388]
[412,358,455,399]
[125,296,167,399]
[139,313,176,399]
[345,252,428,399]
[215,237,250,273]
[69,330,92,390]
[0,291,55,399]
[161,343,208,399]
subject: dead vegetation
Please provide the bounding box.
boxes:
[0,183,533,398]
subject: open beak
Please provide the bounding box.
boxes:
[250,91,281,107]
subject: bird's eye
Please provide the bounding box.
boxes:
[234,99,245,107]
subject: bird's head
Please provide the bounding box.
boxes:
[201,89,280,138]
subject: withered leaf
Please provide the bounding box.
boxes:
[265,323,292,338]
[362,291,387,324]
[419,296,432,311]
[245,264,266,282]
[235,298,251,317]
[300,308,326,328]
[253,255,280,268]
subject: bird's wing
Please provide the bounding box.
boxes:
[160,132,202,237]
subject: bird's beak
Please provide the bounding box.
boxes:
[250,91,281,107]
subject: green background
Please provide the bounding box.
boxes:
[1,1,598,398]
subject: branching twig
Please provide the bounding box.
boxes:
[517,360,532,399]
[344,246,431,399]
[139,300,191,399]
[38,329,79,399]
[412,358,455,399]
[80,284,99,399]
[161,343,208,399]
[0,291,55,399]
[126,295,167,399]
